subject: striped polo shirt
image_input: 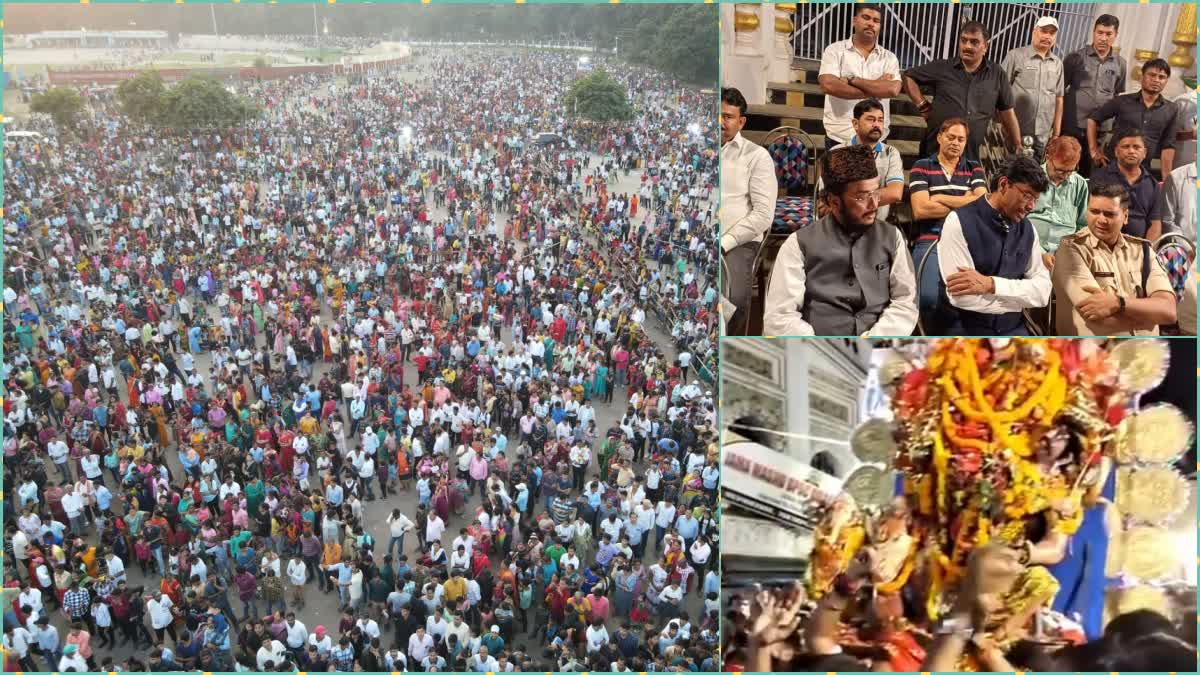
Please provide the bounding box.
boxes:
[908,155,987,239]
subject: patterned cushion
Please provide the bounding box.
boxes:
[1157,242,1193,300]
[766,135,810,192]
[773,195,814,234]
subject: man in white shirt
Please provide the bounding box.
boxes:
[720,87,778,334]
[147,591,176,642]
[938,156,1052,335]
[284,613,308,651]
[764,144,918,336]
[287,557,308,608]
[468,645,499,672]
[60,486,85,536]
[386,509,415,558]
[818,3,901,148]
[256,638,289,670]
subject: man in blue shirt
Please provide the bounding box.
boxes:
[674,512,699,549]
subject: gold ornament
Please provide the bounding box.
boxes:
[1115,465,1190,525]
[1116,404,1193,464]
[1168,4,1196,70]
[1109,339,1170,393]
[733,6,760,32]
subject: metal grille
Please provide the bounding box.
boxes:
[964,3,1096,61]
[793,2,1095,70]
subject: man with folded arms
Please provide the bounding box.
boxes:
[936,156,1052,336]
[1052,182,1176,336]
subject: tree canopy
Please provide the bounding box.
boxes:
[116,70,167,124]
[115,71,259,130]
[160,77,259,130]
[29,87,85,132]
[564,70,633,124]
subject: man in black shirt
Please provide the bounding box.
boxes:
[902,21,1023,161]
[1087,57,1180,181]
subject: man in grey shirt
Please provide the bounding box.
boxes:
[1062,14,1125,178]
[817,99,905,222]
[1002,17,1065,161]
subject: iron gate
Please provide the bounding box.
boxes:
[793,2,1096,70]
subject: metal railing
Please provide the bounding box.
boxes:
[792,2,1095,70]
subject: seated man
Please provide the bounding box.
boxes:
[719,87,778,334]
[818,99,905,222]
[908,117,988,334]
[937,156,1052,335]
[1088,128,1162,241]
[1052,183,1176,335]
[1029,136,1089,272]
[763,145,917,336]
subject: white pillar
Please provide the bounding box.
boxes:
[721,3,774,105]
[785,340,812,464]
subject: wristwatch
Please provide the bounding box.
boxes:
[847,76,857,87]
[1116,295,1127,315]
[934,614,975,641]
[917,99,932,113]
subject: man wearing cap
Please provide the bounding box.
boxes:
[763,145,917,336]
[482,624,505,654]
[32,616,60,667]
[308,624,332,657]
[1002,17,1066,161]
[59,643,88,672]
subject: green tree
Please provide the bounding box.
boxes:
[116,70,167,125]
[253,56,270,68]
[160,77,260,130]
[564,70,633,124]
[29,87,85,132]
[647,5,716,86]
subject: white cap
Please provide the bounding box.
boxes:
[1035,16,1058,29]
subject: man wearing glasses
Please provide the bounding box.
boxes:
[1029,136,1089,272]
[762,144,917,336]
[936,156,1052,335]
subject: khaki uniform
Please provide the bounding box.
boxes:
[1052,229,1173,335]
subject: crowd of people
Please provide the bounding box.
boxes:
[721,7,1198,337]
[1,44,721,672]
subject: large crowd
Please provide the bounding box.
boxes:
[1,45,721,672]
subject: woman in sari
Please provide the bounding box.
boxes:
[432,480,452,525]
[613,565,638,617]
